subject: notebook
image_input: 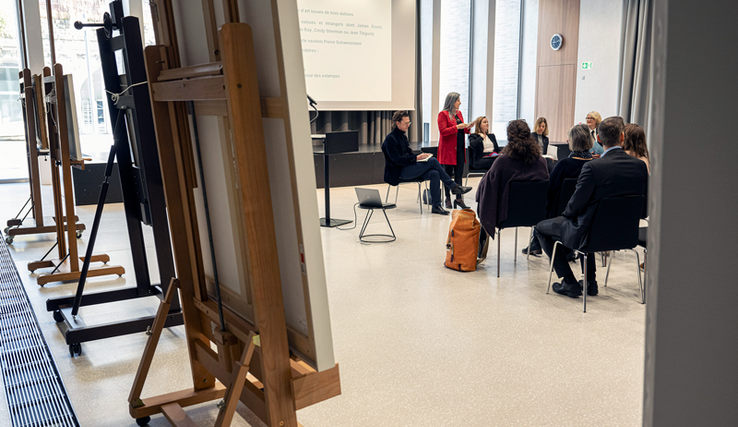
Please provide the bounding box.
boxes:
[355,188,396,209]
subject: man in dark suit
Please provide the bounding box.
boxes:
[382,111,471,215]
[536,116,648,297]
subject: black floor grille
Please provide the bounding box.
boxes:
[0,233,79,426]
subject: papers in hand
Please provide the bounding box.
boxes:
[418,153,433,162]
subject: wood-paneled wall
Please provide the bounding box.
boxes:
[535,0,580,144]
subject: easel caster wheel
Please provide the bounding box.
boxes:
[69,343,82,357]
[136,416,151,426]
[3,227,9,234]
[76,231,83,238]
[53,310,64,323]
[5,236,13,245]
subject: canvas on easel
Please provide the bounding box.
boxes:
[126,0,340,425]
[4,70,86,244]
[26,65,125,287]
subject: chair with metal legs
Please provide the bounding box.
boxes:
[494,180,549,277]
[545,195,645,312]
[385,178,428,213]
[357,204,396,243]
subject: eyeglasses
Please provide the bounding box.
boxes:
[586,117,595,120]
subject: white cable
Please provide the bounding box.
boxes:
[106,80,148,105]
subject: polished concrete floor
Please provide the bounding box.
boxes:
[0,180,647,426]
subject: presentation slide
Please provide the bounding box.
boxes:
[298,0,391,102]
[296,0,416,111]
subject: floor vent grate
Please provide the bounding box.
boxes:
[0,232,79,426]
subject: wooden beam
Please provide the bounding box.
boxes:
[293,363,341,410]
[220,23,297,427]
[161,403,198,427]
[158,62,223,81]
[130,384,227,419]
[129,278,179,405]
[152,76,226,102]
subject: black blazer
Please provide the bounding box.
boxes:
[532,132,549,155]
[381,128,417,186]
[559,148,648,249]
[468,133,499,169]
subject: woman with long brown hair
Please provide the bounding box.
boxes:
[623,123,650,173]
[476,120,549,242]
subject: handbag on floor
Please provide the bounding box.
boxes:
[444,208,488,272]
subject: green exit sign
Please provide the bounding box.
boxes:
[581,62,593,70]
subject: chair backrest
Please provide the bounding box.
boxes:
[554,178,578,217]
[498,180,549,229]
[467,146,486,172]
[581,195,645,252]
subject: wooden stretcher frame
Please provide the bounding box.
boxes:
[26,64,125,286]
[127,0,340,426]
[6,69,86,241]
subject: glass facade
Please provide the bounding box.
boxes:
[420,0,524,145]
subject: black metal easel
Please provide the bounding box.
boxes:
[46,0,183,356]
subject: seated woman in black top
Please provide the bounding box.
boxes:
[522,124,593,255]
[468,116,499,171]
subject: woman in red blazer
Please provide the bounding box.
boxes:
[437,92,472,208]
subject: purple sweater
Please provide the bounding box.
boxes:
[475,154,549,237]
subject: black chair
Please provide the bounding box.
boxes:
[465,146,488,186]
[553,178,578,217]
[494,180,549,277]
[545,195,645,312]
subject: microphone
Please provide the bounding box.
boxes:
[307,94,319,123]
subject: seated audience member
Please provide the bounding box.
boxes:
[476,119,549,247]
[585,111,605,155]
[522,124,593,255]
[536,116,648,298]
[468,116,499,171]
[382,110,472,215]
[623,123,651,174]
[532,117,550,155]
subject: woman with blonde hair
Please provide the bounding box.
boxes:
[585,111,605,155]
[623,123,650,173]
[468,116,499,171]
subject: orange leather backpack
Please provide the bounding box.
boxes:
[444,209,488,272]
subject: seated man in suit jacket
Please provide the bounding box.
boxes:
[382,110,471,215]
[536,116,648,298]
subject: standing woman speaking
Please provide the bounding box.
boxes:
[438,92,472,209]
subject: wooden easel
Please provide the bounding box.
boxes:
[27,64,125,286]
[4,69,86,245]
[127,1,341,425]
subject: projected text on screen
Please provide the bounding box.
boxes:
[297,0,392,103]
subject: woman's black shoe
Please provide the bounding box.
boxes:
[444,199,452,209]
[453,199,469,209]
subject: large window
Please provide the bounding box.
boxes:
[0,0,26,180]
[438,0,472,124]
[490,0,522,142]
[39,0,112,160]
[420,0,524,145]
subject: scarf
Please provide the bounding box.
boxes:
[569,150,592,159]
